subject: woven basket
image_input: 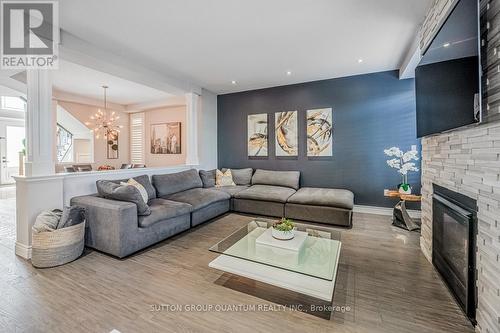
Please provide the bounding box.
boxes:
[31,222,85,268]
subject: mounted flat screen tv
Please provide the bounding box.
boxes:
[415,0,482,138]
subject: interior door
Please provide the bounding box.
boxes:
[0,125,25,184]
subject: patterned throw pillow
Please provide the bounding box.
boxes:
[215,169,235,186]
[121,178,149,204]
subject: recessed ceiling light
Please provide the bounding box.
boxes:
[443,42,451,48]
[286,71,292,76]
[231,80,237,85]
[358,59,363,63]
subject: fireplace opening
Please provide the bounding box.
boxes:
[432,184,477,325]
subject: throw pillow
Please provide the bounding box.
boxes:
[199,169,216,188]
[215,169,235,186]
[130,175,156,201]
[96,180,151,216]
[57,206,86,229]
[121,178,148,204]
[103,175,156,201]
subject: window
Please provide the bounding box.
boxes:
[130,112,145,164]
[1,96,25,111]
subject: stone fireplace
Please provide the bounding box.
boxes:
[418,1,500,331]
[420,122,500,332]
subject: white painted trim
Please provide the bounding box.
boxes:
[185,93,200,165]
[13,164,199,183]
[399,39,421,79]
[125,95,186,113]
[15,242,32,259]
[53,89,126,112]
[354,204,421,219]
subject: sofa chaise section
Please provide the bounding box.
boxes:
[285,187,354,227]
[153,169,231,227]
[233,169,299,217]
[70,194,192,258]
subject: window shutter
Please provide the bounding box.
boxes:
[130,112,145,164]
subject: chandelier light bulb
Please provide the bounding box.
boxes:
[87,86,121,139]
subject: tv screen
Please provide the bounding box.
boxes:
[415,0,481,138]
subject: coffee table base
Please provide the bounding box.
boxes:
[209,253,340,302]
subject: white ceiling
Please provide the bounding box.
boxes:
[60,0,433,94]
[53,60,173,105]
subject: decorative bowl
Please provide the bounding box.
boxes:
[272,218,296,240]
[272,228,295,240]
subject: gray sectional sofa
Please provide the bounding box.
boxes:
[71,168,354,258]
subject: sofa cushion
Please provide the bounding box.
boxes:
[287,187,354,210]
[234,185,296,203]
[251,169,300,190]
[165,188,230,211]
[96,180,151,216]
[222,168,253,185]
[138,199,193,228]
[106,175,156,201]
[199,169,216,188]
[212,185,249,197]
[152,169,203,197]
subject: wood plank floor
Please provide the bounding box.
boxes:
[0,211,474,333]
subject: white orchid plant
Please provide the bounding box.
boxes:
[384,146,419,192]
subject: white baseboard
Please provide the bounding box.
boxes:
[15,242,32,259]
[353,205,421,219]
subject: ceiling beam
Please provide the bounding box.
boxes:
[59,30,201,96]
[53,89,127,112]
[125,95,186,113]
[0,70,27,95]
[399,37,421,80]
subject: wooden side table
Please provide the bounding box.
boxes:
[384,190,422,231]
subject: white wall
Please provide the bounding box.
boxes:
[198,89,217,170]
[143,106,186,167]
[57,100,130,170]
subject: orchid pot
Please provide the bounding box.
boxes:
[384,146,419,195]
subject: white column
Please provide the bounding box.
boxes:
[185,92,200,166]
[24,69,55,176]
[15,69,56,259]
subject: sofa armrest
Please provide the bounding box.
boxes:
[70,195,138,257]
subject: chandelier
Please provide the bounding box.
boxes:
[86,85,123,139]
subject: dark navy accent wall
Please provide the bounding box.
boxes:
[217,70,421,208]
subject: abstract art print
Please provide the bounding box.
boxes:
[151,122,181,154]
[275,111,298,156]
[307,108,333,156]
[247,113,268,157]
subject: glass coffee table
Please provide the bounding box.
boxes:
[209,219,341,301]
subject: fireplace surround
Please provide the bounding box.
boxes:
[432,184,477,324]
